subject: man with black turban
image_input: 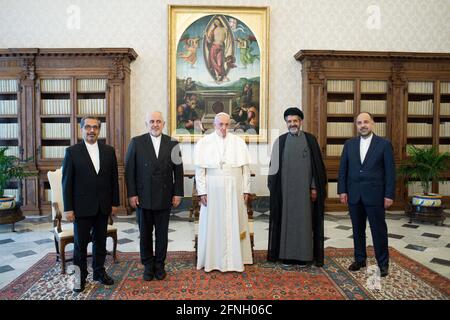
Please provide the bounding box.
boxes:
[267,107,327,267]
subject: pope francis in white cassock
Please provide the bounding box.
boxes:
[194,112,253,272]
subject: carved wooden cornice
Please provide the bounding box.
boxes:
[1,48,137,81]
[21,58,35,81]
[295,50,450,62]
[0,49,38,58]
[37,48,138,61]
[390,60,407,84]
[0,48,138,61]
[307,59,325,82]
[110,56,126,80]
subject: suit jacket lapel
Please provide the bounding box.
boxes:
[145,133,158,163]
[157,135,169,164]
[81,142,98,176]
[98,142,105,175]
[361,134,379,167]
[354,137,362,166]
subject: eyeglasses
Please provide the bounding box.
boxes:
[83,125,100,131]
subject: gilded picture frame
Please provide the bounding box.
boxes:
[168,5,270,142]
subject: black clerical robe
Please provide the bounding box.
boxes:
[267,132,327,266]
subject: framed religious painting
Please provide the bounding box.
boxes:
[168,5,270,142]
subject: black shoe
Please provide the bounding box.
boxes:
[93,272,114,285]
[143,265,154,281]
[297,261,308,268]
[379,265,389,277]
[73,280,86,293]
[348,261,367,271]
[315,261,324,268]
[154,268,167,280]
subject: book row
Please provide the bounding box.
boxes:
[408,82,434,94]
[327,100,354,114]
[407,123,433,137]
[42,146,68,158]
[327,122,386,137]
[0,123,19,139]
[41,123,71,139]
[41,99,71,115]
[77,79,107,92]
[360,100,387,114]
[40,79,71,93]
[408,100,433,115]
[360,81,387,93]
[327,80,354,93]
[326,144,344,156]
[78,99,106,115]
[0,80,18,93]
[439,122,450,137]
[0,100,18,115]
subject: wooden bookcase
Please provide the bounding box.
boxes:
[0,78,21,202]
[0,48,137,215]
[295,50,450,211]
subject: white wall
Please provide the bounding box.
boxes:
[1,0,449,195]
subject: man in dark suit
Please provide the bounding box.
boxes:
[338,112,395,277]
[125,111,184,281]
[62,116,119,293]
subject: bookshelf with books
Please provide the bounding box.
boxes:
[0,49,41,213]
[361,80,388,139]
[37,78,72,163]
[0,79,21,202]
[76,79,107,117]
[296,50,450,211]
[435,81,450,203]
[325,80,355,159]
[439,81,450,161]
[76,78,108,144]
[0,48,137,215]
[0,79,19,151]
[406,81,434,158]
[324,79,388,158]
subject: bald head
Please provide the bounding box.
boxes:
[356,112,374,137]
[214,112,230,138]
[145,111,165,137]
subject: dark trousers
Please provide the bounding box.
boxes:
[73,208,109,280]
[349,201,389,268]
[138,207,170,271]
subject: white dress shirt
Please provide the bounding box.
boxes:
[150,133,162,158]
[85,141,100,174]
[360,133,373,164]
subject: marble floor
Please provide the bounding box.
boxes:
[0,210,449,291]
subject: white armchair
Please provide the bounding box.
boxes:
[47,168,118,274]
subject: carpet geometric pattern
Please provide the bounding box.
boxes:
[0,248,448,300]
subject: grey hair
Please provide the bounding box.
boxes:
[145,111,165,123]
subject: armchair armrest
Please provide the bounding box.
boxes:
[53,202,62,233]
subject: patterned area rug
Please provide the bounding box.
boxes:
[0,248,448,300]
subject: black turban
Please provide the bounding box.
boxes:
[283,107,304,120]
